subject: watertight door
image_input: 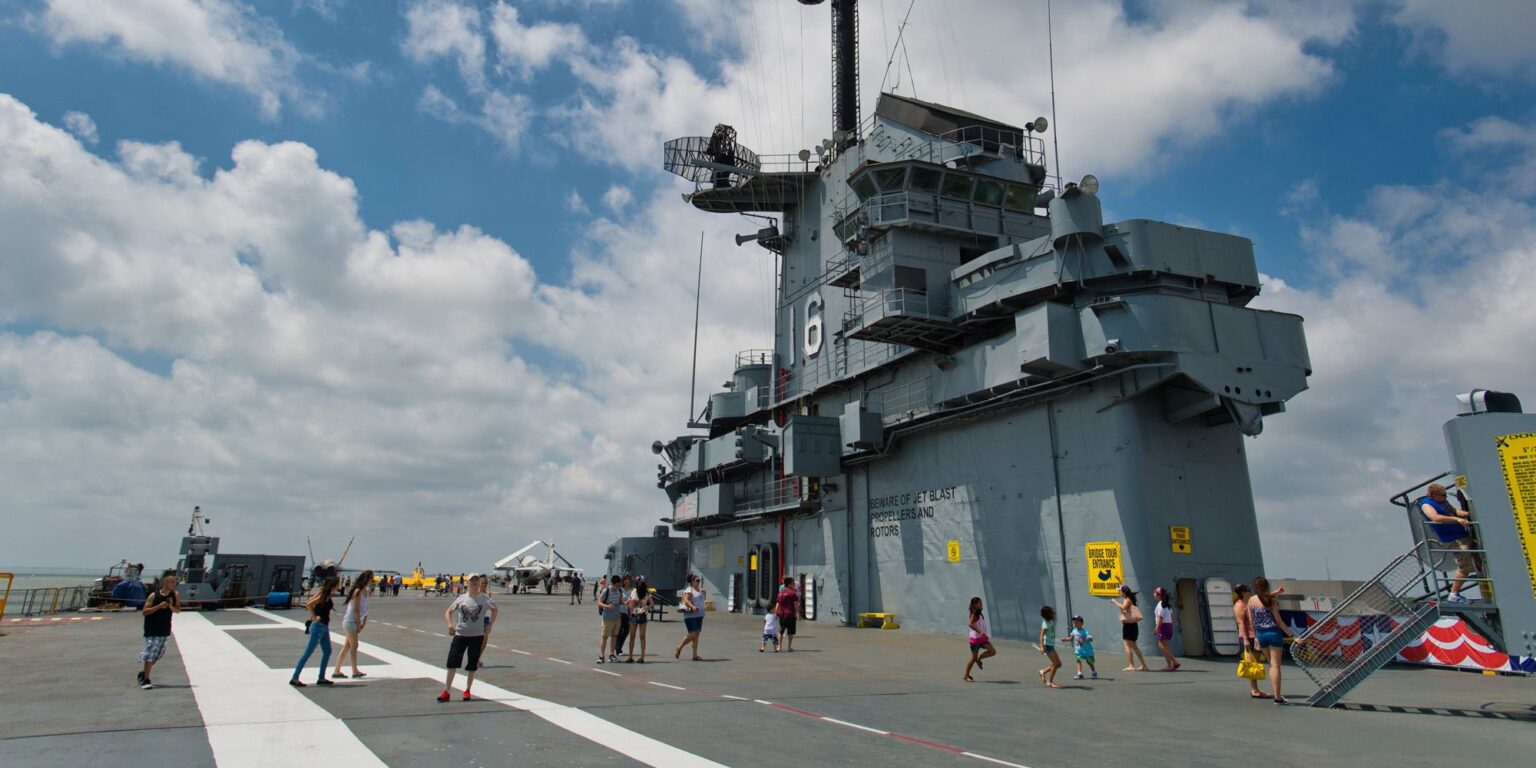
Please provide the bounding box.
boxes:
[1203,578,1240,656]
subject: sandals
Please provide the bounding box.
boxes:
[964,675,975,682]
[353,672,367,679]
[1250,691,1272,699]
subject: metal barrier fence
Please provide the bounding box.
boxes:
[3,585,93,617]
[1290,547,1443,707]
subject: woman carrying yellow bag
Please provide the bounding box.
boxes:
[1232,584,1271,699]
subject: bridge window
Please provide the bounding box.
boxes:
[910,166,941,193]
[1004,184,1036,212]
[973,179,1004,206]
[874,167,908,192]
[941,172,974,200]
[852,175,878,200]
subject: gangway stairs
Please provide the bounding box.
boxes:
[1291,547,1445,708]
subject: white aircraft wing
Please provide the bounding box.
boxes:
[494,541,546,570]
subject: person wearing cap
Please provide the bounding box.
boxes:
[1067,614,1097,680]
[438,572,497,702]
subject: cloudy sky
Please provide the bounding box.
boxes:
[2,0,1534,580]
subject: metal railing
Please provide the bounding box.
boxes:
[733,478,803,515]
[868,377,935,424]
[735,349,773,368]
[1291,547,1442,708]
[4,585,93,617]
[904,124,1048,168]
[846,288,952,328]
[776,338,911,403]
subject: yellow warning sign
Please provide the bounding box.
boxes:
[1086,541,1123,597]
[1170,525,1192,554]
[1496,432,1536,600]
[947,540,962,563]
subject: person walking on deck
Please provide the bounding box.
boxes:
[439,573,497,702]
[137,575,180,690]
[963,596,995,682]
[1153,586,1180,671]
[774,577,800,652]
[291,576,338,687]
[1038,606,1063,688]
[674,574,706,661]
[1068,615,1097,680]
[333,570,373,679]
[1113,584,1150,672]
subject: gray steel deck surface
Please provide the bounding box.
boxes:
[2,593,1530,768]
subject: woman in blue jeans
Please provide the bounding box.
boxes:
[1245,576,1295,704]
[291,576,339,687]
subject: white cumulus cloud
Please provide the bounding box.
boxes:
[61,110,97,144]
[38,0,312,118]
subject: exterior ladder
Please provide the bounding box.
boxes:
[1291,547,1443,708]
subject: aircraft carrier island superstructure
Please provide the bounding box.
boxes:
[652,0,1310,647]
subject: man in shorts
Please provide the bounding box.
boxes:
[774,577,800,652]
[138,575,180,690]
[597,575,625,663]
[1417,483,1481,602]
[439,573,497,702]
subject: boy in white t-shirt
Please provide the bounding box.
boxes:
[760,611,780,653]
[438,573,497,702]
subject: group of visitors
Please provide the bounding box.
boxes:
[595,573,656,663]
[963,580,1292,701]
[1232,576,1296,704]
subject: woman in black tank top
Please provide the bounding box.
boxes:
[291,577,338,687]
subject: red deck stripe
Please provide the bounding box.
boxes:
[888,732,965,753]
[768,702,823,719]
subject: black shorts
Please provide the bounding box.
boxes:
[633,613,648,625]
[446,634,484,671]
[779,615,796,636]
[1122,622,1139,642]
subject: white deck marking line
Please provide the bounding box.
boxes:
[720,695,747,701]
[593,668,622,677]
[176,612,387,768]
[649,682,688,691]
[822,718,889,735]
[753,699,774,705]
[511,649,532,655]
[244,610,728,768]
[962,752,1033,768]
[219,624,295,631]
[548,658,573,664]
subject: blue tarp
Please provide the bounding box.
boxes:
[110,579,146,608]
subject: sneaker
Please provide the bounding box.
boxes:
[289,679,306,688]
[596,657,605,664]
[1444,593,1468,604]
[316,678,335,686]
[436,690,451,703]
[609,654,619,662]
[141,680,153,690]
[1091,671,1098,679]
[462,691,473,701]
[136,671,146,686]
[1073,672,1084,680]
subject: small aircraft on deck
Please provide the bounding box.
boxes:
[493,541,583,594]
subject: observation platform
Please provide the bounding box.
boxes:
[3,592,1531,767]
